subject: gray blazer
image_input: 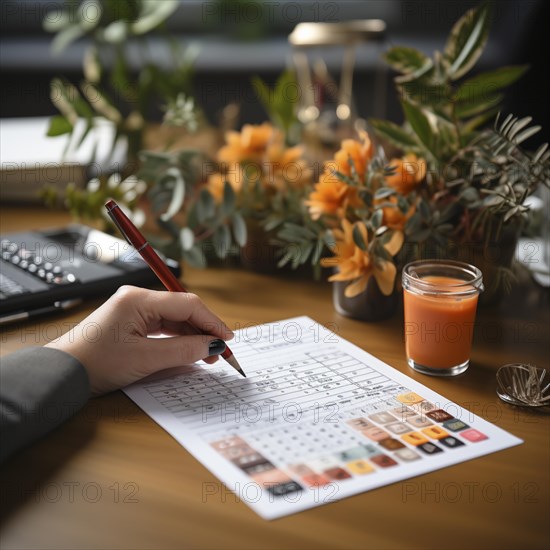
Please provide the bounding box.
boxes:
[0,347,90,463]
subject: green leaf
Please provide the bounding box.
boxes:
[397,196,410,214]
[461,107,500,134]
[78,0,101,31]
[179,227,195,251]
[369,119,419,150]
[394,61,434,85]
[213,225,231,259]
[352,224,367,251]
[384,46,430,74]
[331,170,356,186]
[374,187,396,200]
[55,79,94,121]
[83,46,101,83]
[102,21,128,43]
[371,210,383,230]
[498,113,516,134]
[311,239,324,266]
[274,70,299,131]
[483,195,505,207]
[263,215,283,232]
[222,180,235,214]
[455,93,502,118]
[43,11,70,33]
[324,230,336,249]
[506,116,532,139]
[196,189,216,223]
[158,168,185,222]
[533,143,549,164]
[459,187,480,203]
[73,96,94,120]
[359,189,373,208]
[251,76,271,110]
[513,125,541,145]
[131,0,180,34]
[504,206,521,222]
[401,100,435,156]
[277,249,294,269]
[51,24,85,55]
[454,65,528,103]
[231,212,247,247]
[251,71,298,134]
[376,244,392,263]
[398,78,448,106]
[292,242,313,269]
[444,1,492,80]
[436,116,460,156]
[111,51,134,102]
[183,245,206,269]
[46,115,73,136]
[418,199,431,220]
[378,230,393,246]
[74,120,93,149]
[405,212,422,235]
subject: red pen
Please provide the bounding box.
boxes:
[105,199,245,377]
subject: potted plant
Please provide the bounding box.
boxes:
[275,1,549,316]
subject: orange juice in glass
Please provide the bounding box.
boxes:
[402,260,484,376]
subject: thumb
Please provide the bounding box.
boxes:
[140,334,226,373]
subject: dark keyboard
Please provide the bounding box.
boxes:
[0,224,181,318]
[0,272,25,298]
[0,239,79,300]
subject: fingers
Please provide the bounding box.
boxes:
[141,335,226,373]
[157,320,209,338]
[111,287,234,373]
[147,322,197,338]
[141,290,234,340]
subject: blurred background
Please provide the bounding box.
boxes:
[1,0,548,138]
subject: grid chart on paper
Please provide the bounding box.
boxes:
[141,347,487,496]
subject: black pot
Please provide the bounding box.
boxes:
[332,277,399,322]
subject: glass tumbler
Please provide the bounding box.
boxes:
[402,260,484,376]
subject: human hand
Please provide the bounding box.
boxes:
[46,286,234,395]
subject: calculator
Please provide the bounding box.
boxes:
[0,224,180,319]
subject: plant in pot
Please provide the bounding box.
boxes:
[276,1,550,318]
[369,1,550,303]
[277,130,418,320]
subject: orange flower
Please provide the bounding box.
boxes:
[321,219,404,297]
[216,123,312,192]
[305,171,362,220]
[218,122,277,165]
[306,131,375,220]
[385,154,426,195]
[206,166,244,202]
[332,131,373,182]
[377,196,416,232]
[264,142,312,190]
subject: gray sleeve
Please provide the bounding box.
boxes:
[0,347,90,463]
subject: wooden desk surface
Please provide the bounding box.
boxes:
[1,207,549,550]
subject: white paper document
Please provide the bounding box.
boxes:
[124,316,522,519]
